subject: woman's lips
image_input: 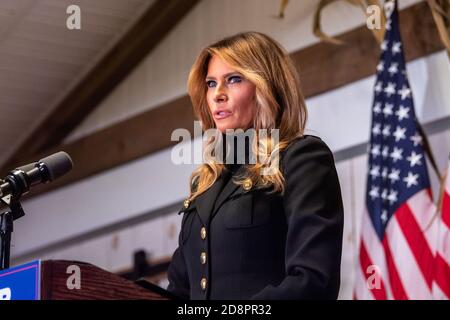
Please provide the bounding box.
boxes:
[214,110,232,120]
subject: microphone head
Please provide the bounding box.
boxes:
[38,151,73,181]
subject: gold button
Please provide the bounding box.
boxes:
[200,277,207,290]
[200,252,207,264]
[200,227,206,240]
[243,178,252,191]
[183,199,190,209]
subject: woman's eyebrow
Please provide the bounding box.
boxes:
[205,72,240,80]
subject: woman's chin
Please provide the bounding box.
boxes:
[215,123,237,133]
[214,119,251,133]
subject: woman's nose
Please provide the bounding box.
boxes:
[214,83,228,102]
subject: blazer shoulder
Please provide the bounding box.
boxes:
[282,134,333,161]
[279,135,336,178]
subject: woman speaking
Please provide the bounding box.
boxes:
[167,31,344,300]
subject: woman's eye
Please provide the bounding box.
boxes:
[206,80,216,88]
[206,76,241,88]
[228,76,241,84]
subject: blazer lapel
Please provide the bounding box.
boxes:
[211,168,274,221]
[195,167,253,225]
[210,177,242,219]
[195,171,229,227]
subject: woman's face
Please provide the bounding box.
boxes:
[206,55,257,133]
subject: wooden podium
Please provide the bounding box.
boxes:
[40,260,176,300]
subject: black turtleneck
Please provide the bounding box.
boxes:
[221,132,252,177]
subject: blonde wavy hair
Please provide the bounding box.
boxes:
[187,31,307,201]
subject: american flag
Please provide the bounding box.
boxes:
[355,2,441,299]
[433,157,450,299]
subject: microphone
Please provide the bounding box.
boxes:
[0,151,73,199]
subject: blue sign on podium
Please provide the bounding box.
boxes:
[0,260,41,300]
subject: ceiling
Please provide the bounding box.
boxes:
[0,0,154,166]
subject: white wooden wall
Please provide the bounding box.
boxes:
[8,0,450,300]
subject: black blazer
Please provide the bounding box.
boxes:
[167,135,344,300]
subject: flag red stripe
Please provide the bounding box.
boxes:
[434,253,450,298]
[359,240,387,299]
[382,236,408,299]
[395,203,435,289]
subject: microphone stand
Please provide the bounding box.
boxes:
[0,195,25,270]
[0,152,73,271]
